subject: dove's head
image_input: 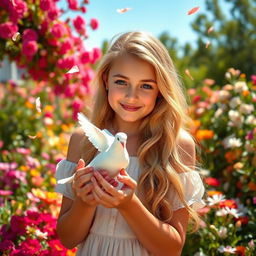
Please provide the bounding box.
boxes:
[115,132,127,148]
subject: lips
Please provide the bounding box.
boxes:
[120,103,141,111]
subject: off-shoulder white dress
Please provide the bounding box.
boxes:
[55,155,205,256]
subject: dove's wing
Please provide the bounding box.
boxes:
[77,112,110,152]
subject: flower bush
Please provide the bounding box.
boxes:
[183,69,256,256]
[0,0,101,99]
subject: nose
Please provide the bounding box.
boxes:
[125,85,138,99]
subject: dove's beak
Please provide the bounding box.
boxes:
[121,142,124,148]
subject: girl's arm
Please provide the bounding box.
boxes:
[56,129,97,249]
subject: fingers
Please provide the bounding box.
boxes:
[117,170,137,190]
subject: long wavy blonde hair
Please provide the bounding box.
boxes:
[81,31,201,231]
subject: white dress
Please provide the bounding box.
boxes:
[55,157,205,256]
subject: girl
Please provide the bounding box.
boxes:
[55,31,205,256]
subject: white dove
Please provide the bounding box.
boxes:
[57,112,130,184]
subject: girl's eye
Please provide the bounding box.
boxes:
[115,80,127,85]
[141,84,153,89]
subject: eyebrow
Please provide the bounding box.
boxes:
[113,74,157,84]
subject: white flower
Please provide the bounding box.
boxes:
[214,108,223,118]
[228,110,244,127]
[216,207,242,218]
[234,81,248,93]
[229,97,241,108]
[223,135,242,148]
[224,207,242,218]
[207,194,225,206]
[245,115,256,125]
[239,104,254,114]
[35,229,48,239]
[218,245,236,254]
[219,90,231,101]
[218,227,228,238]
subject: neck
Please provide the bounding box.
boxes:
[110,119,140,138]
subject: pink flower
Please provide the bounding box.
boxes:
[10,215,28,235]
[51,23,67,38]
[47,6,60,20]
[57,56,75,69]
[16,147,31,155]
[64,84,77,98]
[68,0,79,10]
[9,0,28,23]
[73,15,86,35]
[91,47,101,63]
[22,29,38,43]
[18,239,42,254]
[90,18,99,30]
[205,177,220,187]
[59,39,73,54]
[40,0,51,11]
[0,22,18,39]
[0,190,13,196]
[81,6,87,13]
[22,41,38,58]
[38,57,47,68]
[80,51,91,64]
[0,240,15,251]
[251,75,256,85]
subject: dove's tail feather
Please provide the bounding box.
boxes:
[57,174,75,184]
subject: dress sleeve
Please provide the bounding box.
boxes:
[55,159,77,200]
[167,171,205,211]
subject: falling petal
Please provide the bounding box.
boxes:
[117,8,132,13]
[35,97,41,113]
[12,32,20,41]
[187,7,200,15]
[205,40,211,48]
[185,69,194,80]
[66,65,79,74]
[28,135,37,139]
[207,26,214,34]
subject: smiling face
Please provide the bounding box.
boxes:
[105,54,159,127]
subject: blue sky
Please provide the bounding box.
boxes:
[60,0,228,50]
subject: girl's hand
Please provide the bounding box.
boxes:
[91,169,137,209]
[72,159,119,207]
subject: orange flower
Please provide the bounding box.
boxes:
[196,130,214,140]
[248,181,256,191]
[240,73,246,78]
[207,190,223,197]
[235,246,246,256]
[242,90,249,97]
[225,150,242,163]
[219,199,238,209]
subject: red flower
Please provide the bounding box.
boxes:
[219,199,238,209]
[251,75,256,85]
[90,18,99,30]
[22,29,38,43]
[68,0,79,10]
[8,0,28,23]
[80,51,91,64]
[51,23,67,38]
[91,47,101,63]
[73,15,86,35]
[235,216,249,225]
[0,22,18,39]
[22,41,38,58]
[57,56,75,69]
[235,246,246,256]
[59,39,73,54]
[0,240,15,251]
[40,0,51,11]
[10,215,28,235]
[205,177,220,187]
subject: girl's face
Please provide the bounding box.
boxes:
[106,54,159,125]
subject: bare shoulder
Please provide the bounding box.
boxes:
[177,129,196,168]
[66,127,85,163]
